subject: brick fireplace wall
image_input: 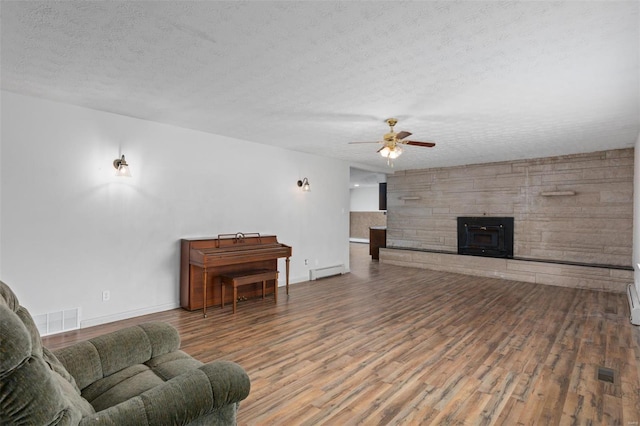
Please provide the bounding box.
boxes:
[382,149,633,291]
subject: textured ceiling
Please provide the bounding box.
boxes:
[1,1,639,173]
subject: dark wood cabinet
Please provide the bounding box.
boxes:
[369,227,386,260]
[379,183,387,210]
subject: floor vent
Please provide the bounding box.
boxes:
[597,367,615,384]
[33,308,80,336]
[309,264,345,280]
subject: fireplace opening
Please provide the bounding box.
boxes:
[457,217,514,258]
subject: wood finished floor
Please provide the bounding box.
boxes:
[43,243,640,425]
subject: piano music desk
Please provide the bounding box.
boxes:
[221,269,279,314]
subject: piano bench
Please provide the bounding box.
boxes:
[221,269,279,314]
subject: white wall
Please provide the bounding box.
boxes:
[634,133,640,294]
[0,91,350,327]
[350,186,379,212]
[0,95,2,277]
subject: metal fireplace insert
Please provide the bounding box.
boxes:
[457,217,514,258]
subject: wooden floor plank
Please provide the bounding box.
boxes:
[493,396,526,426]
[41,243,640,425]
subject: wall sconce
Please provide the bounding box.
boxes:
[297,177,311,192]
[113,155,132,177]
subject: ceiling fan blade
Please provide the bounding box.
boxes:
[396,131,412,140]
[405,141,436,148]
[349,141,381,144]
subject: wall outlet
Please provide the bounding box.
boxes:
[304,259,309,266]
[102,290,110,302]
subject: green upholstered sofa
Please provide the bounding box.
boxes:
[0,280,250,425]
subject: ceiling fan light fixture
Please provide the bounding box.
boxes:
[389,146,402,159]
[380,145,402,159]
[349,118,433,167]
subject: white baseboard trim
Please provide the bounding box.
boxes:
[80,302,180,329]
[279,274,313,286]
[278,270,351,286]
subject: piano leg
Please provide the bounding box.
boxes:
[274,272,279,303]
[203,268,208,318]
[233,285,238,314]
[221,279,225,310]
[286,257,290,295]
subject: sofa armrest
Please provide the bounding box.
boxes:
[197,360,251,408]
[54,322,181,390]
[79,361,251,425]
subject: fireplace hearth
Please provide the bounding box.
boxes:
[457,217,514,258]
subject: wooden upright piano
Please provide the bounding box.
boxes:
[180,233,292,316]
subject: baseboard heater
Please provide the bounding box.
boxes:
[309,264,345,280]
[628,284,640,326]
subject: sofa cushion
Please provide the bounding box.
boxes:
[0,300,32,374]
[0,280,95,425]
[54,340,104,391]
[81,350,203,412]
[137,322,181,357]
[0,280,44,359]
[145,350,204,380]
[82,364,165,412]
[54,322,184,392]
[89,326,154,377]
